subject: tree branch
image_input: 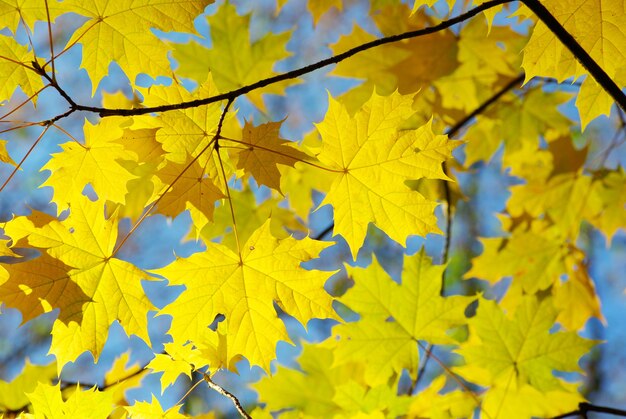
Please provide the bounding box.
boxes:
[550,402,626,419]
[32,0,512,122]
[521,0,626,113]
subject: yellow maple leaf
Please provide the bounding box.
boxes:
[197,187,305,250]
[40,118,138,212]
[60,0,212,94]
[154,220,336,371]
[230,120,310,192]
[456,297,594,418]
[146,341,208,393]
[466,223,569,293]
[521,0,626,128]
[171,2,292,110]
[316,90,455,259]
[333,252,472,385]
[104,352,146,410]
[133,80,225,177]
[408,376,476,419]
[0,35,44,103]
[125,395,186,419]
[27,382,113,419]
[308,0,343,24]
[24,197,154,368]
[0,139,17,166]
[0,362,57,411]
[0,0,65,32]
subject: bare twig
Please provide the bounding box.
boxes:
[199,370,252,419]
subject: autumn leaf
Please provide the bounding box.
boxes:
[521,0,626,128]
[0,362,57,411]
[0,35,44,103]
[172,2,292,110]
[27,382,113,419]
[333,251,472,385]
[0,248,90,324]
[40,118,138,212]
[60,0,212,93]
[125,396,186,419]
[154,221,336,371]
[455,296,595,418]
[22,197,154,367]
[316,90,455,259]
[229,120,310,192]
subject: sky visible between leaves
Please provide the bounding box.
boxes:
[0,0,624,416]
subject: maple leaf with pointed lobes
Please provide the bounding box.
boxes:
[125,396,186,419]
[171,2,292,110]
[41,118,138,213]
[0,0,65,32]
[154,158,224,222]
[27,382,113,419]
[153,220,336,371]
[0,249,91,324]
[232,120,310,192]
[60,0,212,94]
[134,80,224,175]
[333,252,473,386]
[0,362,57,412]
[521,0,626,128]
[455,296,595,418]
[23,197,154,368]
[0,35,44,103]
[316,90,456,259]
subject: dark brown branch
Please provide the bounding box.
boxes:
[521,0,626,113]
[550,402,626,419]
[446,74,525,139]
[67,0,512,118]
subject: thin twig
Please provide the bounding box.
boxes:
[111,99,232,257]
[199,370,252,419]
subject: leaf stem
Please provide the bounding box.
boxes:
[220,135,343,173]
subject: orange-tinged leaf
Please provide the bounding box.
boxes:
[154,221,336,371]
[24,197,154,367]
[232,121,310,192]
[154,158,224,221]
[0,250,90,324]
[553,265,604,330]
[316,91,455,259]
[308,0,342,24]
[333,252,472,385]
